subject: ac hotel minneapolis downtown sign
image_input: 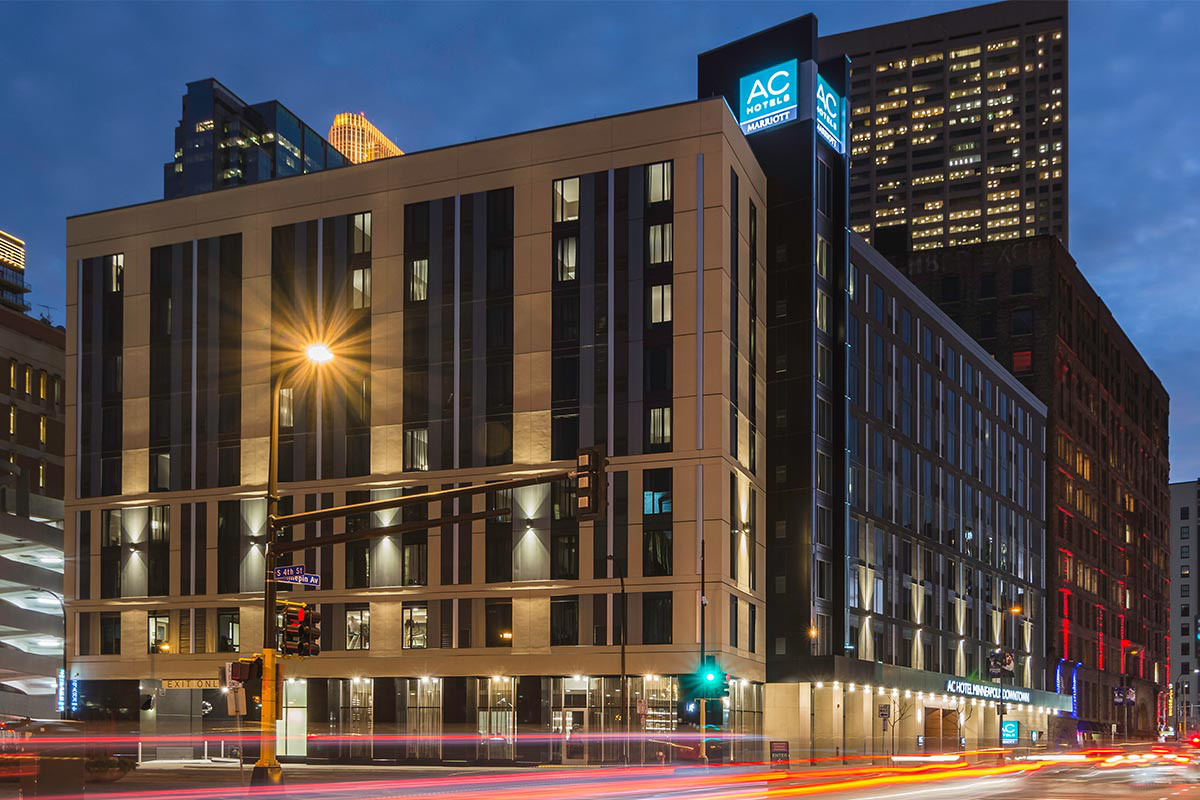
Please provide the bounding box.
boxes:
[945,679,1032,705]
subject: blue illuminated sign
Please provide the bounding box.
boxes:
[56,668,65,714]
[70,676,80,715]
[815,74,844,153]
[739,60,798,135]
[1000,719,1020,745]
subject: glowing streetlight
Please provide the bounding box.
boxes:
[305,342,334,364]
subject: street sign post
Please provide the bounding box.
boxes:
[273,566,321,587]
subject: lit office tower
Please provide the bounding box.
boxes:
[818,0,1067,252]
[0,230,31,312]
[328,112,403,164]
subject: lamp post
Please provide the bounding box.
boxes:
[607,554,628,765]
[1121,649,1139,741]
[30,587,66,719]
[252,342,334,787]
[994,604,1022,757]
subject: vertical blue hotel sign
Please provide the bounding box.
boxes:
[815,74,845,153]
[739,59,798,135]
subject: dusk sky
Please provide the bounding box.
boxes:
[1,1,1197,479]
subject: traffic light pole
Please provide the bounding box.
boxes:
[699,537,708,765]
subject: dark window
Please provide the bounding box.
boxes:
[402,531,428,586]
[346,539,370,589]
[1012,267,1032,294]
[485,599,513,647]
[486,489,513,583]
[979,314,996,339]
[729,595,739,648]
[748,604,757,653]
[940,276,960,302]
[643,528,673,577]
[816,159,833,218]
[979,272,996,299]
[1011,307,1033,336]
[550,596,579,646]
[551,529,579,580]
[100,612,121,655]
[216,610,240,653]
[642,592,672,645]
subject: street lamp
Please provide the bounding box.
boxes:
[29,587,66,719]
[253,342,335,787]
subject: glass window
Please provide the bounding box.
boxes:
[38,371,46,400]
[403,427,429,471]
[100,613,121,655]
[649,406,672,446]
[148,612,170,654]
[555,236,577,282]
[643,468,672,516]
[346,606,370,650]
[816,236,832,280]
[1011,307,1033,336]
[643,528,673,577]
[816,159,832,217]
[647,161,672,204]
[553,178,580,223]
[38,460,45,489]
[352,212,372,254]
[8,406,14,435]
[642,592,672,644]
[816,290,830,333]
[550,596,579,646]
[1012,350,1033,374]
[402,602,427,649]
[402,532,427,586]
[648,223,673,265]
[279,387,294,429]
[216,610,240,653]
[24,366,31,395]
[38,414,46,444]
[1183,527,1190,540]
[979,272,996,298]
[649,283,672,324]
[1012,267,1032,294]
[551,529,578,580]
[485,599,513,647]
[816,345,831,386]
[408,258,429,302]
[8,360,15,389]
[352,267,371,309]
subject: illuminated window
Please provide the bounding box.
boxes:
[648,223,673,265]
[555,236,577,282]
[8,361,14,390]
[1012,350,1033,374]
[352,212,372,254]
[38,371,46,400]
[816,236,832,279]
[278,388,294,429]
[38,414,45,444]
[649,283,672,324]
[24,366,31,395]
[403,427,429,471]
[816,290,830,333]
[649,406,672,446]
[345,607,370,651]
[408,258,429,302]
[7,406,14,435]
[647,161,673,204]
[38,460,45,489]
[401,603,427,649]
[553,177,580,223]
[351,267,371,309]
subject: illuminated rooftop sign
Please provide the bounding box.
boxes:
[739,59,798,135]
[815,74,844,153]
[945,678,1032,704]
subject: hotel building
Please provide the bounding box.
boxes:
[1169,481,1197,736]
[65,10,1069,764]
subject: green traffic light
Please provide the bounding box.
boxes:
[705,672,716,682]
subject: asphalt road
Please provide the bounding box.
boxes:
[3,759,1197,800]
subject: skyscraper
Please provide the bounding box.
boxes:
[328,112,403,164]
[163,79,346,199]
[1171,480,1198,738]
[0,229,31,313]
[818,0,1067,252]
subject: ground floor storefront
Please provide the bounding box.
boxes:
[761,661,1076,762]
[74,675,764,766]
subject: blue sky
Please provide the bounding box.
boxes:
[2,1,1197,479]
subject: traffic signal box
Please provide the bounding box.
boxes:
[279,600,322,657]
[576,447,607,520]
[681,662,731,702]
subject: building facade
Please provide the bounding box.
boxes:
[0,230,31,313]
[1171,480,1199,737]
[164,79,347,200]
[328,113,403,165]
[697,13,1065,758]
[70,98,769,764]
[817,0,1067,252]
[0,303,66,718]
[897,237,1172,739]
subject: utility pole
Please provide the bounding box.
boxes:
[699,537,708,765]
